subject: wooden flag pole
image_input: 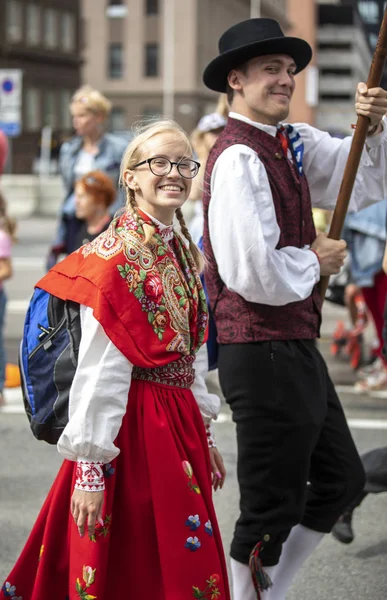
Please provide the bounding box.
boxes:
[318,7,387,300]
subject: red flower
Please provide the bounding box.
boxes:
[144,276,163,303]
[210,574,220,585]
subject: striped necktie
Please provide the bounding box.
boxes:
[277,124,304,176]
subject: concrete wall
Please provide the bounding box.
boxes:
[1,176,63,218]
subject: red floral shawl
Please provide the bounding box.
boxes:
[36,212,208,368]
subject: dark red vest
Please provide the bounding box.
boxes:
[202,117,322,343]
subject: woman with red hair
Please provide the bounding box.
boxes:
[74,170,116,249]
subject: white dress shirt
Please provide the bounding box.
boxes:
[209,112,387,306]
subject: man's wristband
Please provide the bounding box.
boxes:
[310,248,320,264]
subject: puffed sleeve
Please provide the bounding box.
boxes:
[57,305,132,466]
[192,344,221,448]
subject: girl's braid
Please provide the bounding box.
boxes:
[175,207,204,273]
[125,185,155,244]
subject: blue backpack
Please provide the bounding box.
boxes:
[19,288,81,444]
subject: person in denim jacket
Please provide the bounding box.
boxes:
[47,85,127,268]
[342,200,387,392]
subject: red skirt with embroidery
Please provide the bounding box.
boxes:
[1,380,230,600]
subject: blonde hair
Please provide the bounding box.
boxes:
[0,192,16,242]
[71,85,112,120]
[119,119,204,272]
[216,93,229,119]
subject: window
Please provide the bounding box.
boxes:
[61,13,76,52]
[44,91,56,128]
[108,43,123,78]
[318,42,352,51]
[43,8,57,48]
[110,107,126,131]
[26,3,40,45]
[106,0,127,17]
[60,90,72,129]
[25,88,41,131]
[146,0,159,15]
[6,0,23,43]
[145,43,159,77]
[320,93,351,101]
[320,67,352,76]
[358,1,379,24]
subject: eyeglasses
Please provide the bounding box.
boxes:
[132,156,200,179]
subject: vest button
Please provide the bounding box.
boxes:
[274,152,282,160]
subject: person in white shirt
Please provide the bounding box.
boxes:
[201,18,387,600]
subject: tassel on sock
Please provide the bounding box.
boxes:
[249,541,273,599]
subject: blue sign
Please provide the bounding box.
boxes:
[0,122,21,136]
[2,80,14,94]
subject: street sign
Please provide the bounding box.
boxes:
[0,69,22,137]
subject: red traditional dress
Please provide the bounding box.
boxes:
[1,211,230,600]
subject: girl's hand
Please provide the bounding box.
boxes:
[209,447,226,491]
[71,489,104,538]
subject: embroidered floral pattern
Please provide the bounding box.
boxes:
[192,574,221,598]
[81,223,123,261]
[39,544,44,561]
[89,514,112,543]
[75,565,97,599]
[204,520,213,536]
[116,213,206,352]
[186,514,201,531]
[1,582,22,599]
[79,211,208,356]
[182,460,201,494]
[185,536,201,552]
[118,264,168,341]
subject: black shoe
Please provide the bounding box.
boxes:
[331,510,354,544]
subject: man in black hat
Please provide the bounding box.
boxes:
[201,18,387,600]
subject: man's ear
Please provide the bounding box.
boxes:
[228,69,243,92]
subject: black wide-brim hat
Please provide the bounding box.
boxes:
[203,18,313,93]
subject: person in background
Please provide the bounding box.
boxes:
[216,94,230,119]
[0,192,15,408]
[47,85,127,267]
[0,119,230,599]
[0,131,9,176]
[189,112,227,243]
[74,170,116,248]
[342,200,387,392]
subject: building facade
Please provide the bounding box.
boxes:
[82,0,291,134]
[287,0,318,125]
[0,0,81,173]
[316,1,372,135]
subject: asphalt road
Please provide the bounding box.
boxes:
[1,217,386,599]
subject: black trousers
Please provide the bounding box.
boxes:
[218,340,366,567]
